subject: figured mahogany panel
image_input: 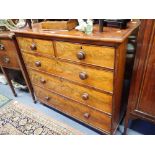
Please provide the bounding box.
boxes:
[55,41,115,69]
[29,69,112,114]
[22,53,114,93]
[34,85,112,133]
[17,37,54,56]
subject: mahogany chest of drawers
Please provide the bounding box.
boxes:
[0,32,35,101]
[0,32,19,69]
[14,21,139,134]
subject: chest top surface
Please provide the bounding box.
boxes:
[13,21,140,43]
[0,31,15,40]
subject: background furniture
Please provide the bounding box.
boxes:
[14,21,139,134]
[124,20,155,134]
[0,32,35,101]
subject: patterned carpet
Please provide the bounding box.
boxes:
[0,100,82,135]
[0,94,11,108]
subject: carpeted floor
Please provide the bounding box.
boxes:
[0,94,11,108]
[0,99,82,135]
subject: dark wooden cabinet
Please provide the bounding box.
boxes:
[124,20,155,134]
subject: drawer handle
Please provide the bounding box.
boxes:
[3,57,10,64]
[45,96,50,101]
[0,44,5,50]
[82,93,89,100]
[30,43,37,50]
[77,51,85,60]
[35,61,41,67]
[83,113,90,118]
[79,72,88,80]
[40,78,46,84]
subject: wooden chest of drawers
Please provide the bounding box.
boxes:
[14,21,139,134]
[0,33,19,69]
[0,32,35,101]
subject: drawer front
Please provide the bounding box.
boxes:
[23,53,113,92]
[55,41,115,69]
[0,40,19,69]
[17,37,54,56]
[34,85,112,133]
[29,69,112,114]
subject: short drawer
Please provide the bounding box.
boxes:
[29,69,112,114]
[34,85,112,133]
[55,41,115,69]
[17,37,54,56]
[0,40,19,69]
[23,53,113,93]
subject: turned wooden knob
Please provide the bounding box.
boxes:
[79,72,88,80]
[83,113,90,118]
[30,43,37,50]
[40,78,46,84]
[35,61,41,67]
[77,51,85,60]
[82,93,89,100]
[45,96,50,101]
[3,57,10,64]
[0,44,5,50]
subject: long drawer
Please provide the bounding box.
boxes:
[17,37,54,56]
[55,41,115,69]
[34,85,112,133]
[23,53,114,93]
[0,39,19,69]
[29,69,112,114]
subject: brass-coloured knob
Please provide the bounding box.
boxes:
[45,96,50,101]
[35,61,41,67]
[82,93,89,100]
[77,51,85,60]
[30,43,37,50]
[3,57,10,64]
[40,78,46,84]
[83,113,90,118]
[79,72,88,80]
[0,44,5,50]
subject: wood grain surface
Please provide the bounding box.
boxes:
[0,39,19,69]
[55,41,115,69]
[17,37,54,56]
[22,52,114,93]
[29,69,112,114]
[34,85,112,133]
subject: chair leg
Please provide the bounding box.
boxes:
[1,67,17,97]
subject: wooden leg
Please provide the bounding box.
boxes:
[123,113,130,135]
[1,67,17,97]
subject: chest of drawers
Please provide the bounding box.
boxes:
[0,32,35,101]
[0,33,19,69]
[14,21,139,134]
